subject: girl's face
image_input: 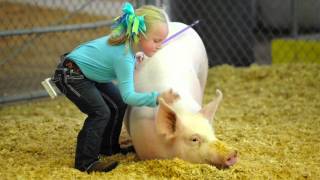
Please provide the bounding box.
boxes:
[139,22,168,57]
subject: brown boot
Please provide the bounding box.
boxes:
[86,160,118,173]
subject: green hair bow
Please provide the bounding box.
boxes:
[111,2,146,44]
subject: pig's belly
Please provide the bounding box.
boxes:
[129,118,159,159]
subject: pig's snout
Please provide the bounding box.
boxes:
[212,150,238,169]
[225,150,238,167]
[210,141,238,168]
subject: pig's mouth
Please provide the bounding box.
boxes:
[206,152,238,169]
[213,163,231,170]
[207,160,231,169]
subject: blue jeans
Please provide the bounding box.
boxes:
[53,57,127,171]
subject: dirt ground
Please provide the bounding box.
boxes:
[0,63,319,179]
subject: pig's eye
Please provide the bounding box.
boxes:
[190,135,201,144]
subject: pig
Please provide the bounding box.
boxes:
[124,22,238,169]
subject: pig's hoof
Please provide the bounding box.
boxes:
[216,89,223,97]
[120,139,133,147]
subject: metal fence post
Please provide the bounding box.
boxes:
[291,0,298,37]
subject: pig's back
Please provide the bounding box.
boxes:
[134,22,207,109]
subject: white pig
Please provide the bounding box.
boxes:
[125,22,237,168]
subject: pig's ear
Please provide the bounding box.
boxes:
[200,89,223,123]
[156,98,178,140]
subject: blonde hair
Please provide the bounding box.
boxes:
[108,5,168,46]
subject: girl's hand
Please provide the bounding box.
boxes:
[135,52,145,64]
[135,52,145,71]
[158,89,180,105]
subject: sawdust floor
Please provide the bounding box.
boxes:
[0,63,319,179]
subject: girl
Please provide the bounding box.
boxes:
[53,2,179,173]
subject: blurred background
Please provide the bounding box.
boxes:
[1,0,319,104]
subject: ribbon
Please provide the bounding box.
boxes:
[111,2,146,44]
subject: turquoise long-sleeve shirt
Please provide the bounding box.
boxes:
[66,35,159,107]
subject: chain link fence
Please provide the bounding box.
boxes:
[1,0,320,104]
[167,0,320,66]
